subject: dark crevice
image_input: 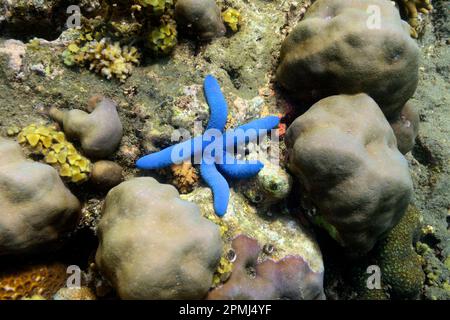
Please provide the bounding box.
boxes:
[222,66,242,90]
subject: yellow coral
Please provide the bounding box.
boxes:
[135,0,173,13]
[63,38,140,81]
[397,0,433,38]
[212,256,234,287]
[18,124,92,183]
[222,8,241,32]
[171,161,199,194]
[148,19,177,54]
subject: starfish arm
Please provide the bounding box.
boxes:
[235,115,280,132]
[217,160,264,179]
[200,160,230,217]
[223,115,280,149]
[136,135,204,169]
[204,75,228,131]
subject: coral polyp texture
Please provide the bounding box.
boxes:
[50,97,123,159]
[207,235,325,300]
[353,205,425,299]
[285,94,413,255]
[18,124,91,183]
[95,177,223,299]
[277,0,419,120]
[175,0,226,40]
[222,8,241,32]
[148,19,178,54]
[376,205,425,299]
[63,38,140,81]
[0,262,68,300]
[0,138,80,256]
[171,161,199,193]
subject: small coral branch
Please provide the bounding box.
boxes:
[397,0,433,37]
[63,38,140,82]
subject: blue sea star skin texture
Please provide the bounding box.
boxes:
[136,75,280,216]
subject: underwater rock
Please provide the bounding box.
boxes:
[0,138,80,256]
[389,102,420,154]
[95,177,223,299]
[50,97,123,159]
[182,187,324,298]
[0,39,25,73]
[276,0,419,120]
[207,235,325,300]
[91,160,123,191]
[285,94,413,255]
[175,0,226,40]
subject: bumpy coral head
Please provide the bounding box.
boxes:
[277,0,419,120]
[285,94,413,255]
[175,0,226,40]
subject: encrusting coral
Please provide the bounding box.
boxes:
[18,124,91,183]
[285,94,413,255]
[95,177,223,299]
[207,235,325,300]
[50,97,123,159]
[277,0,419,120]
[0,262,68,300]
[353,205,425,299]
[0,139,80,256]
[376,205,425,299]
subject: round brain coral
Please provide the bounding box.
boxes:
[285,94,413,255]
[95,177,223,299]
[0,138,80,256]
[276,0,419,120]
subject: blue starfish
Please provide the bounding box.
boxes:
[136,75,280,217]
